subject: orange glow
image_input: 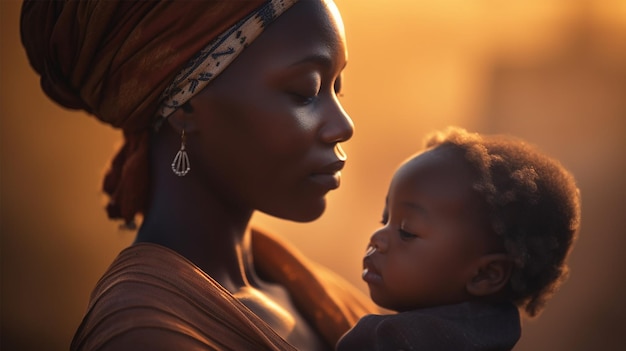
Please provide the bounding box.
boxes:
[2,1,625,350]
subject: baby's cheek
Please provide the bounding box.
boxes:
[386,261,416,290]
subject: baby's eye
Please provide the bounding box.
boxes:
[398,229,417,240]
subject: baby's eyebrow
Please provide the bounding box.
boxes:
[400,201,427,215]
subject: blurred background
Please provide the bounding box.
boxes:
[2,0,625,350]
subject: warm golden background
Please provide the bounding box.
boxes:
[2,0,626,350]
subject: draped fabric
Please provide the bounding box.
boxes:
[20,0,271,131]
[156,0,298,124]
[71,229,378,350]
[20,0,295,225]
[252,228,380,345]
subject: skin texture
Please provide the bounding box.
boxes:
[363,146,510,312]
[135,1,350,350]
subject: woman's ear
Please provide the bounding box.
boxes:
[167,101,198,133]
[466,253,512,297]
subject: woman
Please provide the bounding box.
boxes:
[21,0,378,350]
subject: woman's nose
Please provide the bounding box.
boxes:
[369,228,388,253]
[319,101,354,144]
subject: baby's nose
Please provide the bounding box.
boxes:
[369,228,388,253]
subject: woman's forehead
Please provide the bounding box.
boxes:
[250,0,347,62]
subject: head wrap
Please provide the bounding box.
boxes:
[21,0,298,226]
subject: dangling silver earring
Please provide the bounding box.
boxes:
[171,130,190,176]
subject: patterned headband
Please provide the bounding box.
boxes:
[156,0,298,128]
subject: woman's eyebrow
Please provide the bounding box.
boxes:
[288,53,347,71]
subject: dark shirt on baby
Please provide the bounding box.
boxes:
[336,300,520,351]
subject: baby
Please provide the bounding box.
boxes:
[337,127,581,351]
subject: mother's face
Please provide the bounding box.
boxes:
[183,0,351,222]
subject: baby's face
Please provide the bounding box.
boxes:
[362,147,493,311]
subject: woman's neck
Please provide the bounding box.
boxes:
[136,167,256,293]
[137,123,264,292]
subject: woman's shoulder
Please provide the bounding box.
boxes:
[71,243,294,351]
[81,243,215,309]
[70,243,221,350]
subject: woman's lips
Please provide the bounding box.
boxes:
[309,160,344,190]
[308,171,341,190]
[334,144,347,161]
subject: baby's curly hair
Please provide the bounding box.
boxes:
[425,126,581,317]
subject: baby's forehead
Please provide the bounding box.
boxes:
[400,146,471,177]
[390,147,477,199]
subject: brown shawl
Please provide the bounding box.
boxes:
[71,229,378,350]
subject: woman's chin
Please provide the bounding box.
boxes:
[263,198,327,223]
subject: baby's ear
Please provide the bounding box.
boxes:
[466,253,512,297]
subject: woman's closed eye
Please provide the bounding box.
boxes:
[286,71,322,106]
[334,75,343,98]
[290,92,317,105]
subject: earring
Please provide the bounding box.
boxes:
[171,130,190,176]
